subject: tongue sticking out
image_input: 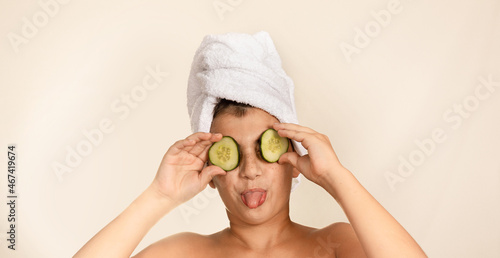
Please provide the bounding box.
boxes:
[242,190,266,209]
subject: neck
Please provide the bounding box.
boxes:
[226,207,297,251]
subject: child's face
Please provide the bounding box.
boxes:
[210,108,299,224]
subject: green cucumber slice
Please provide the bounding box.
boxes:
[260,129,289,163]
[208,136,240,171]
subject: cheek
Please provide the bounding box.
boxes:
[213,171,238,190]
[213,177,232,204]
[268,163,293,185]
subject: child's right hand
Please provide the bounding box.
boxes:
[150,132,226,205]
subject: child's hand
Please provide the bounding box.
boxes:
[150,132,225,205]
[273,123,344,187]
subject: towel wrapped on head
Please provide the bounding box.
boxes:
[187,31,306,190]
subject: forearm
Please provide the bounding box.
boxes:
[320,167,426,258]
[74,183,177,258]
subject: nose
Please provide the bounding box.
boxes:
[239,151,262,180]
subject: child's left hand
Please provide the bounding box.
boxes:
[273,123,344,187]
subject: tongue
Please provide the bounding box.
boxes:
[243,191,265,209]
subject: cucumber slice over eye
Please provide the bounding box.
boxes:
[260,129,289,163]
[208,136,240,171]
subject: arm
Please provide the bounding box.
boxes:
[73,184,175,258]
[273,123,426,258]
[74,132,225,258]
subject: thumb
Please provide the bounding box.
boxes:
[199,165,226,186]
[278,152,300,168]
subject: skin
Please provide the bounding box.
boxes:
[74,108,427,258]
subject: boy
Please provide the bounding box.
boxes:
[75,32,426,257]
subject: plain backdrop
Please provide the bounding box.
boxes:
[1,0,499,257]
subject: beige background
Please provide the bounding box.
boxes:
[1,0,499,257]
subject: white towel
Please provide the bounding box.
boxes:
[187,31,306,190]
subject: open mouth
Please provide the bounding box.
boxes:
[241,188,267,209]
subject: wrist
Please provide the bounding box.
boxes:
[317,166,356,201]
[144,181,180,209]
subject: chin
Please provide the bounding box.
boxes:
[227,197,289,225]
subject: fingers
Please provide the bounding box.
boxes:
[273,123,318,134]
[186,132,222,158]
[279,152,311,174]
[273,123,329,150]
[199,165,226,186]
[278,152,300,168]
[168,138,196,155]
[169,132,222,157]
[275,127,314,150]
[185,132,221,142]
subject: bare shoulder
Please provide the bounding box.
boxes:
[317,222,367,258]
[132,231,213,258]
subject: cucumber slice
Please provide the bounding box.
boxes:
[208,136,240,171]
[260,129,289,163]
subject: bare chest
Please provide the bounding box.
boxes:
[197,239,338,258]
